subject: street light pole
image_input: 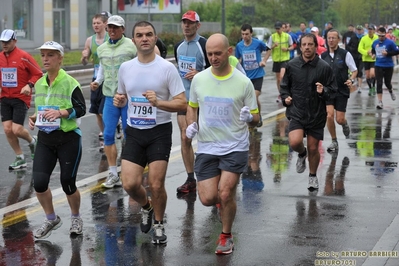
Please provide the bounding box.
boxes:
[322,0,325,30]
[148,2,151,21]
[221,0,225,34]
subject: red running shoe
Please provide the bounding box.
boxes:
[215,233,234,255]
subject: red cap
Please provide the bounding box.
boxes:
[181,10,200,22]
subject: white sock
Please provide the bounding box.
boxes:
[109,166,118,176]
[17,154,24,160]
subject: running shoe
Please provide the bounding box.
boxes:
[98,132,104,140]
[257,115,263,128]
[70,217,83,235]
[29,136,37,160]
[34,215,62,239]
[151,223,167,245]
[327,141,339,152]
[376,101,383,109]
[99,141,104,153]
[215,233,234,255]
[308,175,319,191]
[371,87,376,96]
[342,123,350,137]
[140,204,154,233]
[357,87,361,93]
[9,156,27,170]
[176,179,196,193]
[296,149,307,174]
[389,91,396,101]
[101,172,122,188]
[116,120,122,139]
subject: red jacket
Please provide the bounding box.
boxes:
[316,36,327,55]
[0,47,43,108]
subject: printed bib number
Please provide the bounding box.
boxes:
[1,68,17,87]
[204,97,233,127]
[242,50,259,71]
[129,97,156,126]
[35,105,61,133]
[375,45,385,58]
[178,55,196,78]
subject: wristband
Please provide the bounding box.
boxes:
[59,110,62,118]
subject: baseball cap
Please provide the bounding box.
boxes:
[311,26,319,32]
[100,11,112,18]
[368,24,376,30]
[356,25,363,30]
[274,22,283,29]
[36,41,64,56]
[378,27,386,33]
[393,23,397,27]
[0,29,16,42]
[107,15,125,27]
[181,10,200,22]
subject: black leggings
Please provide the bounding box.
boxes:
[375,66,393,94]
[33,130,82,195]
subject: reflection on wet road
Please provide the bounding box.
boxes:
[1,72,399,265]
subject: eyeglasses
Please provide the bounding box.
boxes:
[377,34,386,37]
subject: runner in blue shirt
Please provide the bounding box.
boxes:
[235,24,268,127]
[371,27,399,109]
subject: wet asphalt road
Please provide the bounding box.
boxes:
[0,62,399,266]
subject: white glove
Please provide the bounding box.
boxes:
[186,122,198,139]
[240,106,253,122]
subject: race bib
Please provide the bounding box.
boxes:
[1,68,17,87]
[178,55,196,78]
[204,96,233,128]
[242,50,259,71]
[375,45,385,58]
[129,97,157,126]
[35,105,61,133]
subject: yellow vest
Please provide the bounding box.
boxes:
[271,32,290,62]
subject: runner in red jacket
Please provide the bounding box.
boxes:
[0,29,43,170]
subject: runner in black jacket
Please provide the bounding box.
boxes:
[280,33,337,191]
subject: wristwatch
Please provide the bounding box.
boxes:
[28,82,34,89]
[350,79,355,84]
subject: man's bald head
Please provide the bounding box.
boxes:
[206,33,230,50]
[205,33,232,75]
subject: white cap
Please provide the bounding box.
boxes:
[36,41,64,56]
[107,15,125,27]
[181,10,200,22]
[0,29,16,42]
[393,23,397,27]
[311,26,319,32]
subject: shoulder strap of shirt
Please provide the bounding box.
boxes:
[198,36,211,68]
[174,39,184,63]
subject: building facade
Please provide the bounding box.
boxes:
[0,0,111,51]
[0,0,220,52]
